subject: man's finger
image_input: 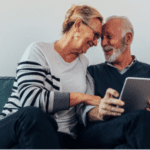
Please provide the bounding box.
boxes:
[104,88,119,99]
[100,109,121,117]
[105,98,125,106]
[102,103,125,113]
[146,107,150,111]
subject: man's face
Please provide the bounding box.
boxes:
[101,19,126,63]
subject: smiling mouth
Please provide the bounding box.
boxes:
[104,48,112,52]
[87,42,91,48]
[105,49,113,55]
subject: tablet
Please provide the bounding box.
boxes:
[119,77,150,113]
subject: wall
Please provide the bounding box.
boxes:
[0,0,150,76]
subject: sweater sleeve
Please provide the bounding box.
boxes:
[16,42,70,113]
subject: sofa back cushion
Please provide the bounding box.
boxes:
[0,77,15,113]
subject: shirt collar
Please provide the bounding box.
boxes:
[106,55,137,72]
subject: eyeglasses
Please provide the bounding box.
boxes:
[82,21,101,43]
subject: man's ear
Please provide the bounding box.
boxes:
[74,18,83,32]
[125,32,133,45]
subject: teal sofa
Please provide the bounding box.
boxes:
[0,77,15,112]
[0,77,83,149]
[0,77,19,148]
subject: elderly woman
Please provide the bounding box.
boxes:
[0,5,103,149]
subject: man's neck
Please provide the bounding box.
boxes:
[111,47,133,71]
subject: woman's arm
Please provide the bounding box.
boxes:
[70,93,101,107]
[16,42,101,114]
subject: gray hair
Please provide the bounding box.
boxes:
[62,5,103,34]
[106,16,134,38]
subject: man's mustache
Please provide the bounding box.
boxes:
[103,46,114,52]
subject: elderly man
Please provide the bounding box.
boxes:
[79,16,150,149]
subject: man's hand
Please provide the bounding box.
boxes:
[88,88,125,121]
[145,100,150,111]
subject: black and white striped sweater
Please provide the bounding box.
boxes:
[0,42,95,125]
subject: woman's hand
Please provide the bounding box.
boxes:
[70,93,101,107]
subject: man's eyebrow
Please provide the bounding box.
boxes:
[102,31,113,35]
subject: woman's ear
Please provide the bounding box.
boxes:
[74,18,83,32]
[125,32,133,45]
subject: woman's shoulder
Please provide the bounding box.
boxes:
[28,41,54,51]
[19,42,54,66]
[79,54,89,65]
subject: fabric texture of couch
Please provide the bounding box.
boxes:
[0,77,15,113]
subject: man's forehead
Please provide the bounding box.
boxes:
[102,19,122,34]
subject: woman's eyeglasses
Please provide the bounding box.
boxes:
[82,21,101,43]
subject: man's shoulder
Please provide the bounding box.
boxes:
[88,62,106,74]
[136,61,150,69]
[88,62,106,69]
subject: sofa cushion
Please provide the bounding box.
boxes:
[0,77,15,113]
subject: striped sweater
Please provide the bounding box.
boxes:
[0,42,95,125]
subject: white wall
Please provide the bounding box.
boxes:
[1,0,150,76]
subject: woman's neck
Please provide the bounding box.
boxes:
[54,34,78,63]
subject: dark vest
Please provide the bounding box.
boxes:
[88,61,150,98]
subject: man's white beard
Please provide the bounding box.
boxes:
[103,42,126,63]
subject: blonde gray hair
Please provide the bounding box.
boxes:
[106,16,134,38]
[62,5,103,34]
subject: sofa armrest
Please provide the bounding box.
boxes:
[0,77,15,113]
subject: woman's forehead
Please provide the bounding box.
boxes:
[89,18,102,34]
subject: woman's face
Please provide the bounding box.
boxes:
[73,18,102,54]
